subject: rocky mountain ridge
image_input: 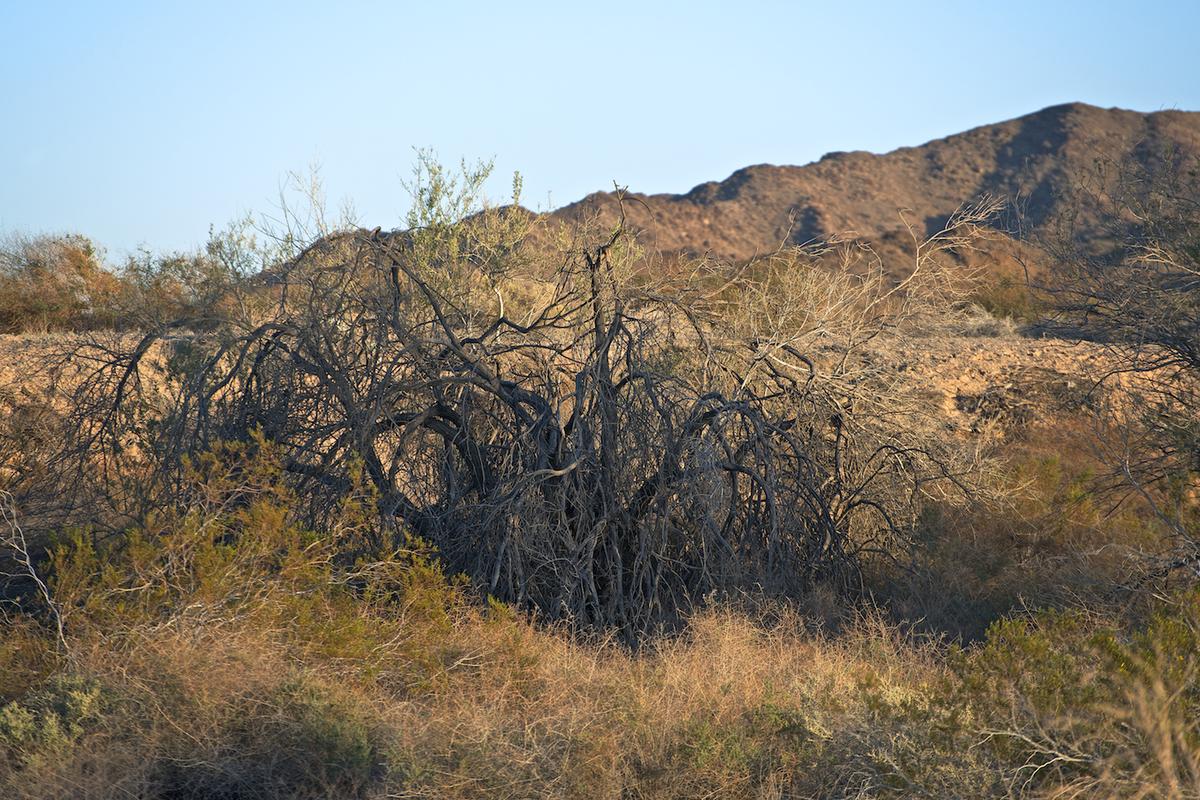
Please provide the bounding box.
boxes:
[542,103,1200,267]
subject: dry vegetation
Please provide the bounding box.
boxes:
[3,151,1200,798]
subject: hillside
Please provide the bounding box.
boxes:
[544,103,1200,268]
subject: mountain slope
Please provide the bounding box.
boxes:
[544,103,1200,265]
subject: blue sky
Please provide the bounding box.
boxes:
[2,1,1198,256]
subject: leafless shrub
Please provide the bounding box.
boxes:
[954,304,1020,338]
[25,163,997,635]
[1037,147,1200,585]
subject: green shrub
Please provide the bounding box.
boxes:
[925,593,1200,796]
[0,676,102,773]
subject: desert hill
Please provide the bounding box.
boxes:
[543,103,1200,267]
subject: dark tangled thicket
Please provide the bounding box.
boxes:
[32,171,980,634]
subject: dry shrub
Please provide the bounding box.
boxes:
[368,603,951,799]
[0,628,390,800]
[1036,148,1200,583]
[0,222,260,340]
[0,437,462,798]
[874,417,1163,641]
[955,304,1020,338]
[8,159,1200,798]
[948,593,1200,799]
[0,234,122,334]
[970,270,1043,325]
[34,165,1001,638]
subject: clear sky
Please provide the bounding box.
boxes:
[2,0,1198,256]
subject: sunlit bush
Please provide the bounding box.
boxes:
[0,234,121,333]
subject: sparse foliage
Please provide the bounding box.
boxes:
[1040,148,1200,584]
[20,161,996,636]
[0,234,120,334]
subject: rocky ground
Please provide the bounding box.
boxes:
[881,331,1111,434]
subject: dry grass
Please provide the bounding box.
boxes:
[1,432,1198,799]
[0,598,948,799]
[9,588,1197,799]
